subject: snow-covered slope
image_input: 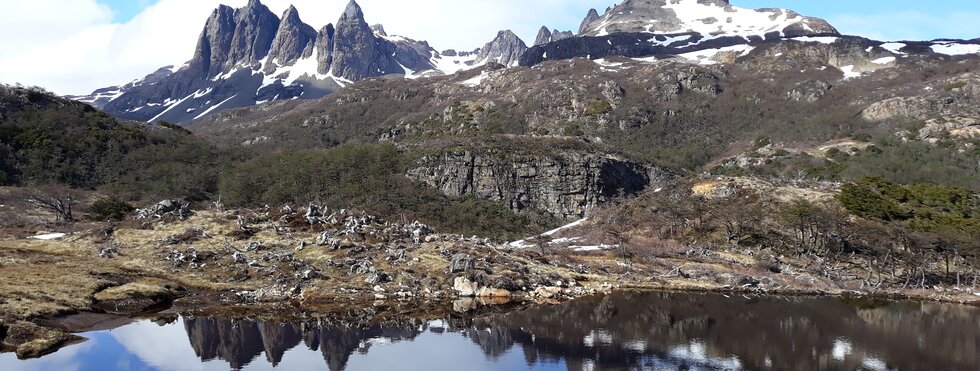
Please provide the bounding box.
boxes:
[580,0,837,38]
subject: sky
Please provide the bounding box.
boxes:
[0,0,977,95]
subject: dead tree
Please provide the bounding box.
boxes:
[529,234,553,256]
[27,193,74,221]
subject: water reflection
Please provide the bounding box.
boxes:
[2,292,977,371]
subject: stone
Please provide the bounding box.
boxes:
[533,286,563,299]
[475,287,512,298]
[448,254,474,273]
[453,277,479,297]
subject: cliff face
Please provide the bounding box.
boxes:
[407,149,672,219]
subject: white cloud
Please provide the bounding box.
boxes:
[0,0,609,95]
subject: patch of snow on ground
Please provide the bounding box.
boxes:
[571,244,619,252]
[931,42,980,56]
[508,218,589,248]
[432,53,481,75]
[665,1,804,38]
[839,65,862,79]
[678,45,754,65]
[879,42,906,55]
[791,36,839,44]
[194,95,236,120]
[459,72,490,87]
[31,233,66,240]
[650,34,694,47]
[149,93,194,122]
[871,56,896,64]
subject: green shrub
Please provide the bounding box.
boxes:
[89,197,135,221]
[562,124,585,137]
[584,100,612,116]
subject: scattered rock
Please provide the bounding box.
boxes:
[93,282,176,315]
[448,254,474,273]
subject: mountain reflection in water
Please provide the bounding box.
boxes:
[2,291,977,371]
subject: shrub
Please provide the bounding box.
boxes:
[88,197,135,221]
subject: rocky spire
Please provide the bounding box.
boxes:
[316,24,335,74]
[330,0,402,80]
[266,5,317,70]
[476,30,528,67]
[551,29,573,42]
[227,0,280,67]
[534,26,552,46]
[578,8,600,35]
[191,5,237,78]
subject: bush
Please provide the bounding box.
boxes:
[584,100,612,116]
[88,197,135,221]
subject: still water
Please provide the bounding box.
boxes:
[2,292,978,371]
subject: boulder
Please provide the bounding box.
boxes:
[453,277,479,297]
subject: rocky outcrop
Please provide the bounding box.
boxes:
[407,147,672,219]
[534,27,552,47]
[475,30,528,67]
[330,0,403,80]
[315,24,335,74]
[266,6,316,69]
[534,27,573,46]
[226,0,281,70]
[578,8,600,35]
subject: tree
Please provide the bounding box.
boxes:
[27,191,74,222]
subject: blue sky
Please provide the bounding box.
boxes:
[98,0,159,22]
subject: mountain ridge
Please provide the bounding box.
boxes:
[68,0,980,124]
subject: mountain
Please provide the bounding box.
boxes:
[69,0,980,126]
[70,0,529,123]
[534,27,574,46]
[578,0,837,37]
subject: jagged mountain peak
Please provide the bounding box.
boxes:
[341,0,365,21]
[266,3,317,67]
[476,30,528,67]
[581,0,838,38]
[579,8,600,35]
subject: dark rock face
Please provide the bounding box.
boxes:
[315,24,335,74]
[407,150,672,219]
[578,8,600,35]
[266,6,317,69]
[227,0,281,69]
[475,30,528,67]
[192,5,237,79]
[330,0,403,80]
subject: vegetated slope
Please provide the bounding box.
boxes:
[190,36,980,190]
[0,85,220,199]
[0,85,554,238]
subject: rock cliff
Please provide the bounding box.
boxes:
[407,145,672,219]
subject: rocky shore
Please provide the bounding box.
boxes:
[1,201,977,359]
